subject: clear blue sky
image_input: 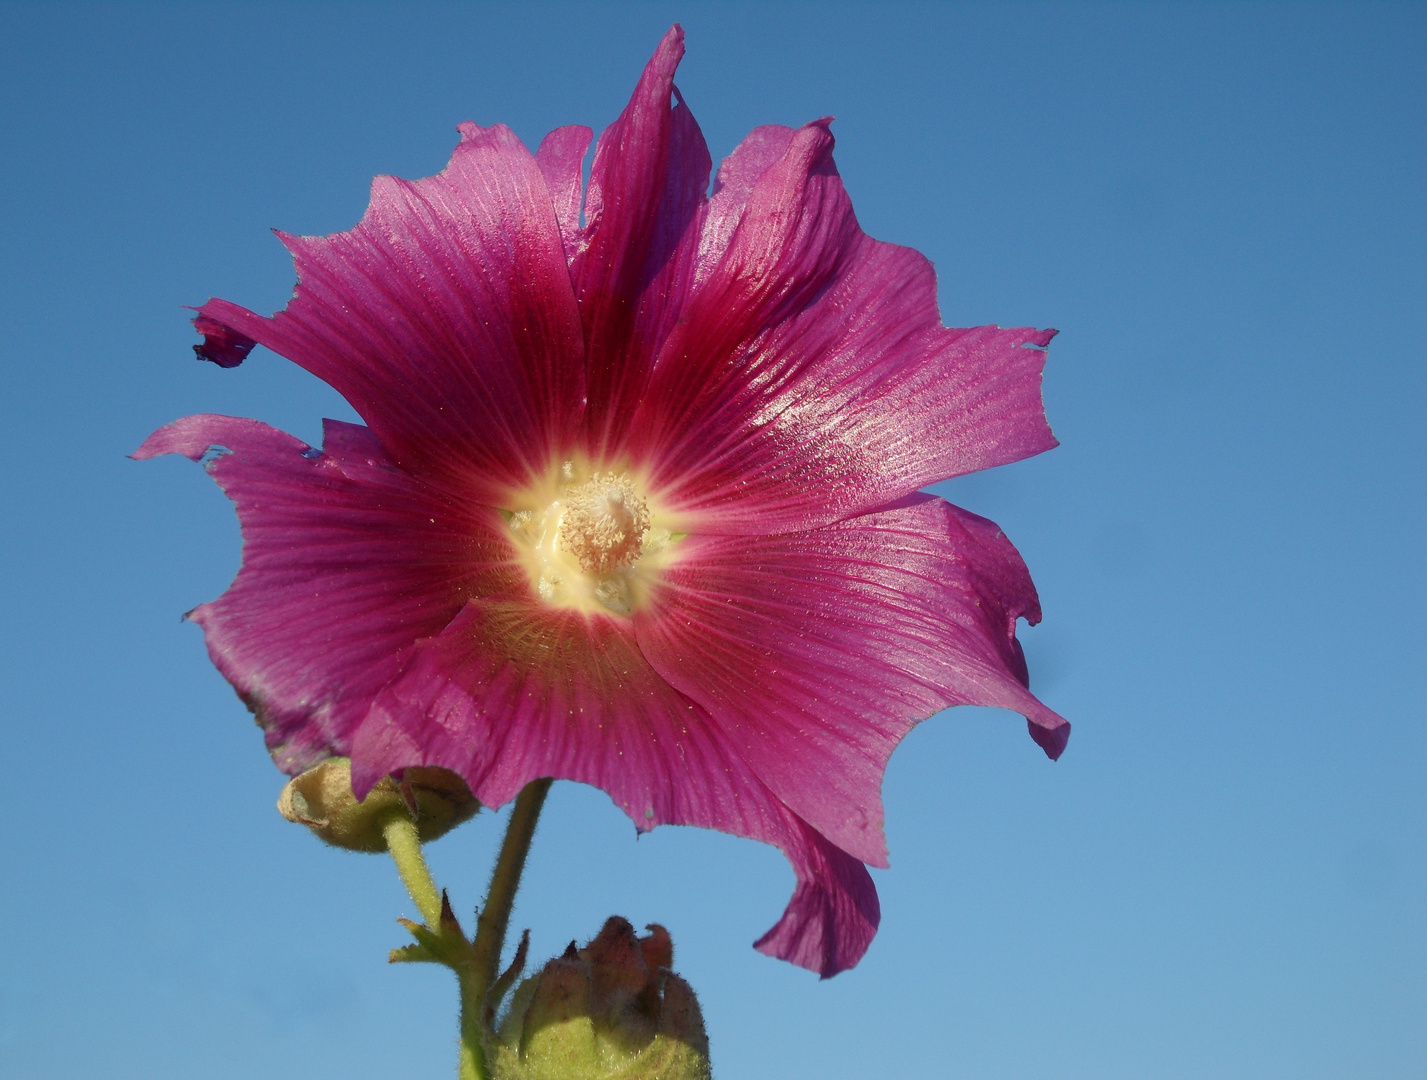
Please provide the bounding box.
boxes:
[1,2,1422,1077]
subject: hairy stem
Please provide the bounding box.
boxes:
[457,965,489,1080]
[384,780,552,1080]
[382,812,442,927]
[453,778,554,1080]
[472,779,553,996]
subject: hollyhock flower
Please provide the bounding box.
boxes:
[137,26,1068,978]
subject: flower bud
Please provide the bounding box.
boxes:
[276,757,478,852]
[493,917,711,1080]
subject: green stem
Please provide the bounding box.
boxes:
[384,780,553,1080]
[457,966,488,1080]
[382,812,442,927]
[472,778,553,997]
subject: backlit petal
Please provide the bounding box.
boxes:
[628,121,1056,532]
[191,311,256,368]
[134,415,520,772]
[572,25,714,455]
[635,494,1068,865]
[534,124,593,263]
[348,597,879,976]
[190,122,585,502]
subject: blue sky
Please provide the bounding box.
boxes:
[1,2,1422,1077]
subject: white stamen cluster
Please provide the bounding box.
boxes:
[506,465,672,615]
[558,472,651,576]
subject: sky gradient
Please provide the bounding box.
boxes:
[1,3,1423,1078]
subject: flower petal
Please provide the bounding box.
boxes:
[753,819,880,979]
[571,25,714,455]
[191,311,256,368]
[626,120,1056,532]
[134,414,520,773]
[634,494,1068,867]
[190,121,585,502]
[534,124,593,263]
[348,596,879,976]
[698,124,797,271]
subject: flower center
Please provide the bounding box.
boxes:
[505,463,674,616]
[558,472,650,576]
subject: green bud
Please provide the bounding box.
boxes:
[276,758,479,852]
[493,917,711,1080]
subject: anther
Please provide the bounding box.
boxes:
[558,472,650,576]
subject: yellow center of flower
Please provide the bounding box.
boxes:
[559,472,650,577]
[505,462,678,615]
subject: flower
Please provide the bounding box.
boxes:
[136,25,1068,978]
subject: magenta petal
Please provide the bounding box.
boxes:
[635,494,1068,865]
[628,120,1056,532]
[574,23,684,299]
[191,309,257,367]
[133,414,521,773]
[753,820,880,979]
[698,124,798,269]
[534,124,593,263]
[571,25,715,454]
[188,122,585,502]
[347,597,878,976]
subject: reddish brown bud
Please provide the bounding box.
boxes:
[640,924,674,972]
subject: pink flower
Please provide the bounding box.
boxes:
[137,26,1067,978]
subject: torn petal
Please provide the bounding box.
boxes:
[191,309,256,367]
